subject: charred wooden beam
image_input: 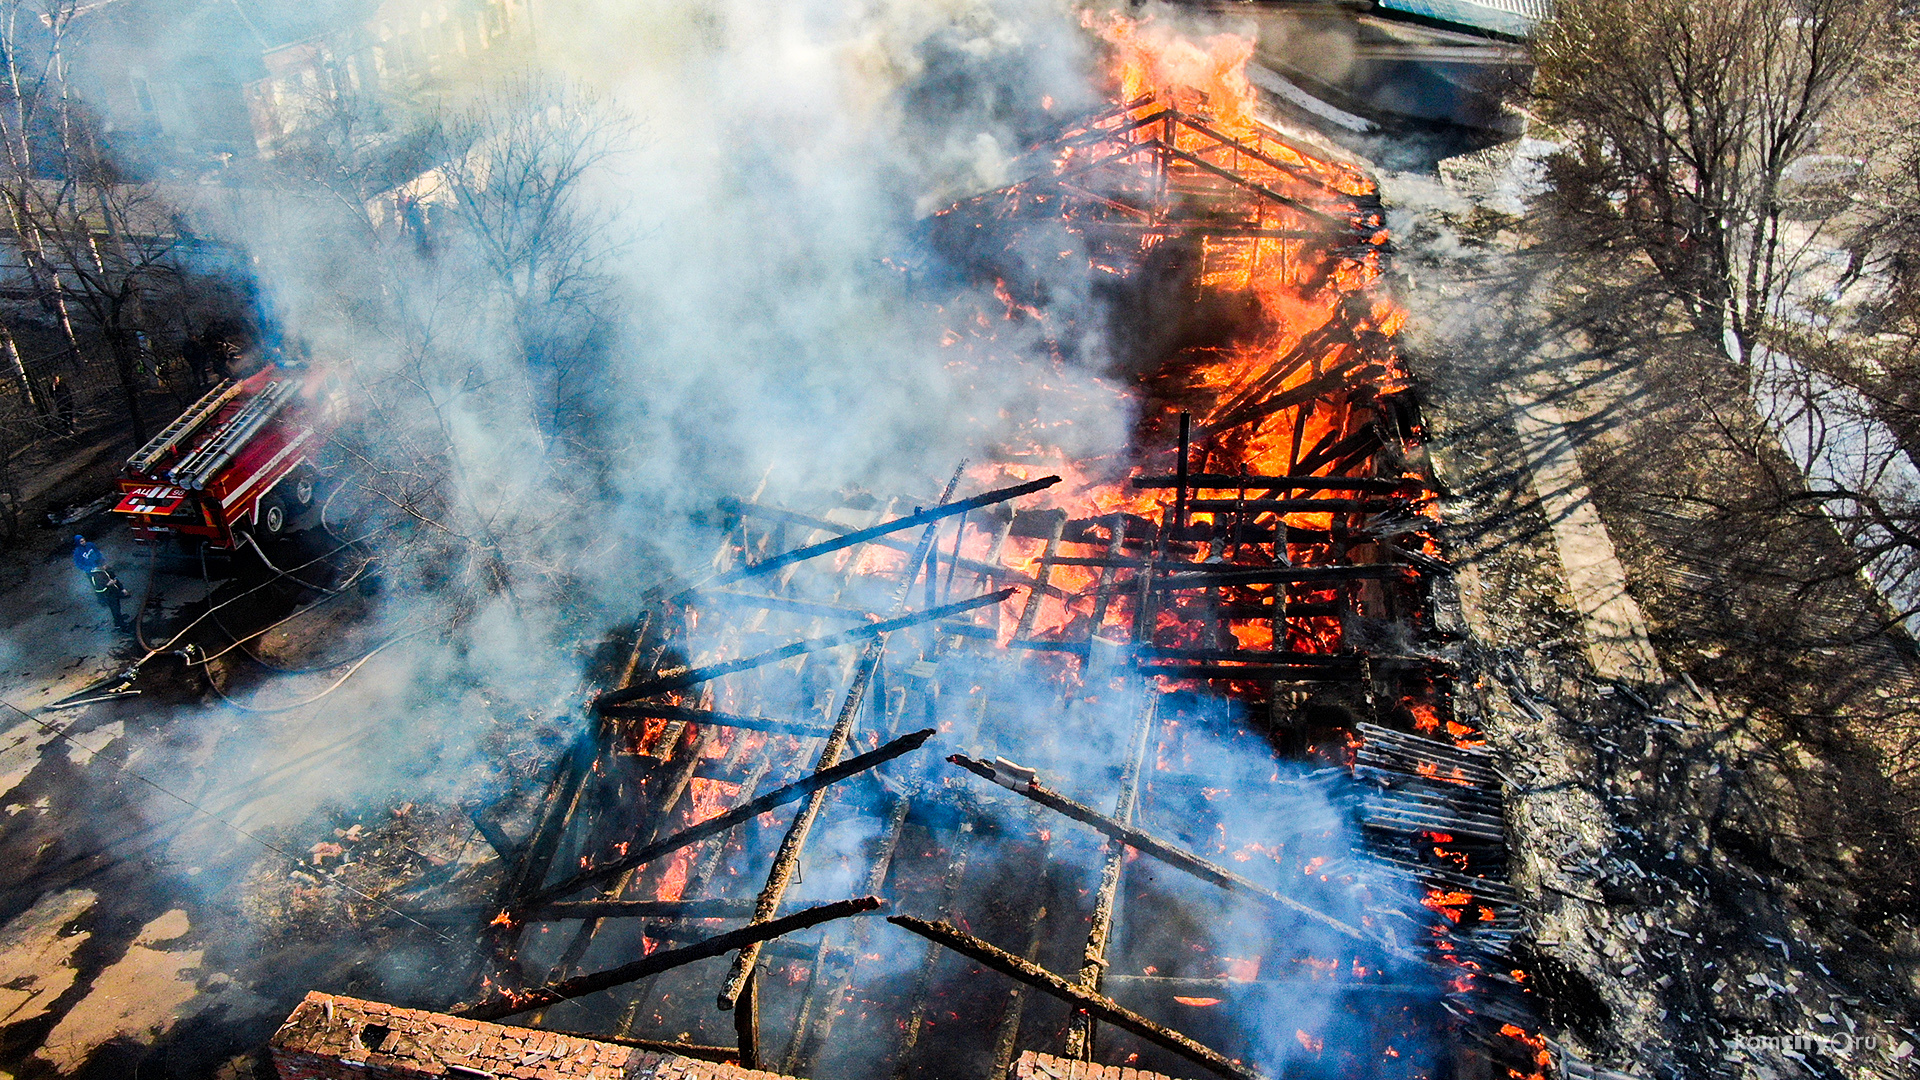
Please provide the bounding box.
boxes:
[735,964,762,1069]
[987,899,1051,1079]
[1012,510,1068,639]
[1050,105,1171,151]
[1136,646,1361,667]
[520,728,935,908]
[699,591,882,621]
[718,474,964,1012]
[891,819,978,1078]
[1359,815,1505,844]
[1132,473,1418,493]
[1076,221,1335,239]
[717,642,884,1010]
[1172,112,1363,198]
[1207,360,1382,435]
[474,727,600,989]
[784,781,919,1075]
[1175,411,1191,533]
[1207,302,1366,425]
[947,754,1372,946]
[1295,425,1382,477]
[499,731,598,904]
[597,702,834,739]
[1151,564,1407,589]
[1156,140,1352,232]
[1219,601,1344,619]
[1171,522,1337,545]
[598,590,1013,706]
[1064,694,1157,1059]
[732,503,1074,600]
[545,721,721,986]
[886,915,1271,1080]
[466,806,521,865]
[679,475,1060,599]
[1184,497,1405,514]
[1141,663,1363,682]
[1381,541,1454,574]
[525,899,757,920]
[955,628,1084,655]
[1104,975,1431,995]
[455,896,887,1021]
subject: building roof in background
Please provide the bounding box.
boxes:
[1373,0,1550,39]
[230,0,382,50]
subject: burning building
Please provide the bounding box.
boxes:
[291,18,1551,1080]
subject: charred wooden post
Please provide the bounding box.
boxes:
[886,915,1272,1080]
[734,964,762,1069]
[784,755,924,1075]
[456,896,887,1021]
[1174,411,1191,534]
[716,642,881,1011]
[1063,694,1158,1060]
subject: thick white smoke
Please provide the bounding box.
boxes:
[35,2,1450,1073]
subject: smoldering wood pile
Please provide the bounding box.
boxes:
[397,91,1549,1080]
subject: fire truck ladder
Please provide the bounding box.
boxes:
[168,379,294,491]
[126,379,242,474]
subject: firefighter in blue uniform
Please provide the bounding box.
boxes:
[73,535,130,631]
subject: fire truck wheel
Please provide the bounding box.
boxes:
[291,472,315,507]
[258,498,289,539]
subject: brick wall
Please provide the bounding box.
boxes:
[268,991,798,1080]
[1013,1051,1180,1080]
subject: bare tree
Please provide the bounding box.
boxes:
[1532,0,1891,351]
[0,0,199,439]
[258,73,631,608]
[433,74,628,437]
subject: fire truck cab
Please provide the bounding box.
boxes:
[113,362,342,552]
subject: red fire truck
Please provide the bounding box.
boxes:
[112,363,341,551]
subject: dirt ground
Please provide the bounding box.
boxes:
[1389,162,1920,1080]
[0,451,521,1078]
